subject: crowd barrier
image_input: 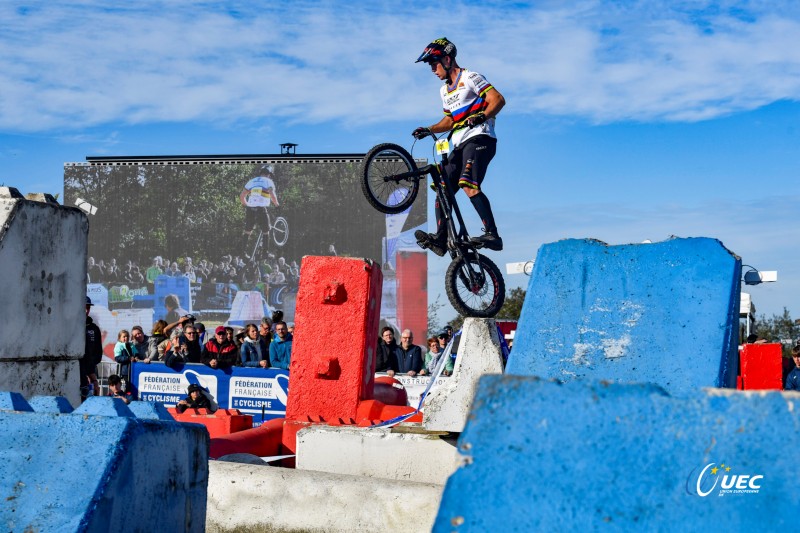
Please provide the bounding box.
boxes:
[130,362,289,426]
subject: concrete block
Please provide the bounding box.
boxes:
[0,359,82,407]
[286,256,383,425]
[0,192,87,405]
[0,391,33,412]
[740,343,783,390]
[296,425,459,485]
[128,401,173,420]
[509,238,741,394]
[28,395,74,414]
[0,397,208,532]
[435,375,800,531]
[207,460,442,533]
[73,396,135,417]
[423,318,505,432]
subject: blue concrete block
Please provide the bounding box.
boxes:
[28,395,74,414]
[435,375,800,531]
[0,391,33,412]
[508,238,741,394]
[0,396,208,532]
[128,401,173,421]
[73,396,135,417]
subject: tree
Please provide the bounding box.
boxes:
[754,307,797,357]
[497,287,526,321]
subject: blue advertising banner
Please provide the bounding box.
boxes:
[131,362,289,425]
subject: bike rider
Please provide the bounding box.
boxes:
[240,164,280,237]
[412,37,506,255]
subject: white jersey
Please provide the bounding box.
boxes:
[243,176,276,207]
[440,68,497,148]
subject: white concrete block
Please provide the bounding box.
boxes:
[0,194,87,360]
[423,318,505,432]
[0,360,81,407]
[206,460,442,533]
[296,425,459,485]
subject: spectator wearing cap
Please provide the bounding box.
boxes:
[81,296,103,402]
[176,383,217,413]
[201,326,239,369]
[269,321,293,370]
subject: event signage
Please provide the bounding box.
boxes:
[131,362,289,425]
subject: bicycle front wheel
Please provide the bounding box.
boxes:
[272,216,289,247]
[361,143,419,214]
[445,253,505,318]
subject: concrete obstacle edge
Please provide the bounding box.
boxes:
[206,460,442,533]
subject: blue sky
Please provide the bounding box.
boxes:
[1,1,799,322]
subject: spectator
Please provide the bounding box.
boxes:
[175,383,218,414]
[269,321,293,370]
[195,322,207,345]
[201,326,239,369]
[131,326,151,363]
[167,262,181,277]
[148,319,168,361]
[107,374,131,404]
[241,323,269,368]
[423,336,453,376]
[145,256,163,284]
[395,329,423,376]
[376,326,398,376]
[184,324,204,362]
[114,329,138,385]
[183,264,196,282]
[259,318,273,344]
[163,295,193,338]
[786,347,800,391]
[81,297,104,402]
[287,322,295,335]
[225,326,238,348]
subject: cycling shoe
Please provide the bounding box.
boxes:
[415,230,446,257]
[471,231,503,251]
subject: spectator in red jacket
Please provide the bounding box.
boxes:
[201,326,239,369]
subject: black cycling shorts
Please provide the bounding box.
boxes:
[444,135,497,191]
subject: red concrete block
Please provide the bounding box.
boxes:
[209,417,285,459]
[285,257,383,424]
[168,408,253,439]
[740,343,783,390]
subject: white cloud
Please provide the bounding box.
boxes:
[1,1,800,131]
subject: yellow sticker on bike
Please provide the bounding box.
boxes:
[435,139,450,155]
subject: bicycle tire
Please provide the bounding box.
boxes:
[272,216,289,247]
[360,143,419,214]
[445,253,505,318]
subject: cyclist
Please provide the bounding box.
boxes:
[240,164,280,237]
[412,37,506,255]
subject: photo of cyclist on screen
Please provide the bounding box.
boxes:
[241,164,280,236]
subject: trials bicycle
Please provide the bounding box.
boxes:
[241,207,289,283]
[360,135,505,318]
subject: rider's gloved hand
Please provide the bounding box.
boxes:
[412,127,432,140]
[467,113,486,128]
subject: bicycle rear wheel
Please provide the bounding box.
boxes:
[445,253,505,318]
[272,216,289,247]
[361,143,419,214]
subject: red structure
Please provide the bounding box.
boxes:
[168,408,253,439]
[396,250,427,339]
[209,256,422,462]
[739,343,783,390]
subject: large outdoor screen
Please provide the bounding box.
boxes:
[64,156,428,355]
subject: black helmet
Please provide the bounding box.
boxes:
[416,37,457,63]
